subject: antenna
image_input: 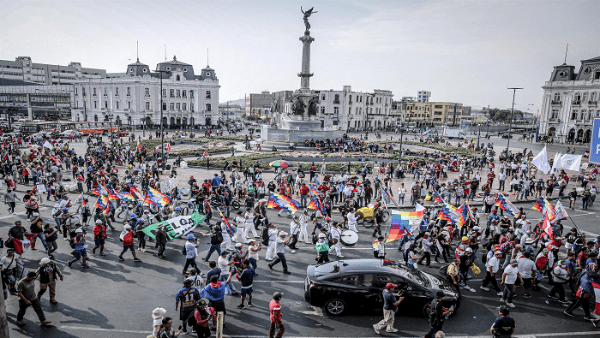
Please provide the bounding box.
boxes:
[136,41,139,62]
[207,48,209,67]
[164,44,167,61]
[563,43,569,65]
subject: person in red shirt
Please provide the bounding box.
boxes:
[269,292,285,338]
[118,225,142,262]
[299,184,309,208]
[92,220,107,256]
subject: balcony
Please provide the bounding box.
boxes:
[333,100,340,104]
[589,101,598,106]
[551,100,561,105]
[348,101,352,105]
[572,100,582,106]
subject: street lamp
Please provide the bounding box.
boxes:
[476,123,481,150]
[398,123,404,163]
[108,114,114,143]
[155,68,171,170]
[506,87,524,155]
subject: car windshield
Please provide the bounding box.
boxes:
[396,265,430,287]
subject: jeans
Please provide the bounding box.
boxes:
[269,253,288,272]
[300,194,307,207]
[183,257,198,273]
[219,274,236,292]
[249,257,257,272]
[398,195,404,206]
[205,243,222,261]
[17,298,46,322]
[502,283,515,302]
[31,232,48,250]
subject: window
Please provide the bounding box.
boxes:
[595,71,600,80]
[320,107,325,114]
[583,92,589,102]
[163,102,167,110]
[551,109,558,119]
[82,88,86,96]
[358,274,376,287]
[571,110,578,120]
[116,101,119,110]
[162,89,166,97]
[322,94,325,100]
[170,89,175,97]
[94,114,98,122]
[176,103,180,111]
[146,102,151,110]
[190,90,194,98]
[170,103,175,111]
[182,103,187,111]
[94,101,97,109]
[191,103,194,112]
[206,103,212,111]
[334,94,340,102]
[127,87,131,96]
[104,88,107,95]
[334,107,339,114]
[360,96,363,103]
[145,88,150,96]
[75,87,78,95]
[338,275,358,286]
[127,101,131,109]
[348,107,351,114]
[435,105,443,109]
[115,87,119,95]
[574,93,582,103]
[93,88,97,96]
[104,101,108,108]
[176,75,181,81]
[206,91,211,99]
[582,110,588,121]
[182,90,187,98]
[176,90,180,97]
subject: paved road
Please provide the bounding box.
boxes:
[4,131,600,338]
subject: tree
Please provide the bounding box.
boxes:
[486,108,523,123]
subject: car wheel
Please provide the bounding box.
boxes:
[324,298,347,316]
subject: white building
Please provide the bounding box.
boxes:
[70,56,220,128]
[417,90,431,102]
[1,56,106,85]
[540,56,600,143]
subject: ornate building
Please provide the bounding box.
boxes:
[540,56,600,143]
[70,56,219,128]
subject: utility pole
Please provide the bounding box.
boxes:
[506,87,524,155]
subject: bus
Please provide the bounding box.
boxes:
[20,121,120,136]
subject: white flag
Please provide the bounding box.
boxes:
[553,200,568,222]
[551,153,562,174]
[43,140,53,149]
[532,145,551,174]
[415,203,426,212]
[559,154,582,171]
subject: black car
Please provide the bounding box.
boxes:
[304,259,460,316]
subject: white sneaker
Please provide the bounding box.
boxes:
[338,254,344,258]
[373,325,380,335]
[386,328,398,333]
[497,292,504,296]
[505,301,515,308]
[480,286,490,291]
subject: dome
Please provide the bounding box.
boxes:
[155,55,196,80]
[126,59,151,77]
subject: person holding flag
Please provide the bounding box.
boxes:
[200,225,223,262]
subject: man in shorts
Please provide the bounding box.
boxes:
[236,259,255,309]
[175,279,200,335]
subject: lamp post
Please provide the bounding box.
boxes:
[506,87,524,155]
[398,123,404,163]
[477,123,481,150]
[155,68,170,169]
[108,114,114,143]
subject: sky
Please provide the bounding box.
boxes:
[1,0,599,113]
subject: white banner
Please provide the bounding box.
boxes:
[532,145,551,174]
[559,154,582,171]
[43,140,53,149]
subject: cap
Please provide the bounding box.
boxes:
[235,243,244,248]
[279,231,288,236]
[385,283,398,289]
[318,233,326,239]
[75,228,83,233]
[510,259,518,265]
[461,236,469,242]
[96,220,102,224]
[124,225,131,230]
[187,234,195,239]
[40,257,52,266]
[325,217,331,221]
[184,279,193,287]
[220,251,229,256]
[197,299,208,307]
[424,232,430,236]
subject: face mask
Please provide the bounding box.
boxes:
[45,267,53,274]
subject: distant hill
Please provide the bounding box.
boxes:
[219,99,245,107]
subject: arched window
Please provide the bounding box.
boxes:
[176,75,181,81]
[334,94,339,102]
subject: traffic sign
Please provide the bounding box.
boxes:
[589,118,600,164]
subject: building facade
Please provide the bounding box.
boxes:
[245,91,273,117]
[540,56,600,144]
[1,56,106,85]
[417,90,431,102]
[70,56,220,129]
[0,79,72,122]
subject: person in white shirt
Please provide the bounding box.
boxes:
[397,183,407,207]
[500,259,522,308]
[217,251,238,294]
[265,224,279,261]
[517,251,536,299]
[328,222,344,258]
[347,208,358,232]
[289,216,301,253]
[481,251,503,295]
[247,239,261,274]
[220,223,233,251]
[244,208,259,241]
[233,211,247,243]
[298,210,311,244]
[516,215,531,233]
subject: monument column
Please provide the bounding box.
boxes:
[299,32,315,89]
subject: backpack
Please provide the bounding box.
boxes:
[182,244,187,256]
[215,231,223,243]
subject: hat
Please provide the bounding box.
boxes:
[385,283,398,289]
[187,234,195,240]
[325,216,331,221]
[184,279,193,287]
[318,233,326,239]
[510,259,518,265]
[461,236,469,242]
[96,220,102,224]
[75,228,83,233]
[248,238,256,244]
[40,257,52,266]
[124,225,131,230]
[197,299,208,307]
[279,231,288,236]
[220,251,229,256]
[152,307,167,319]
[235,243,244,248]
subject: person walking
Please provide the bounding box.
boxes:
[175,279,200,335]
[424,291,454,338]
[373,283,404,334]
[183,234,200,275]
[186,299,216,338]
[16,271,52,326]
[481,251,503,296]
[156,225,168,259]
[315,233,330,265]
[268,232,292,274]
[548,260,570,304]
[68,228,90,269]
[200,274,234,321]
[236,259,255,309]
[35,257,63,304]
[118,224,142,263]
[500,260,523,308]
[92,220,107,256]
[269,292,285,338]
[491,305,516,338]
[201,226,223,262]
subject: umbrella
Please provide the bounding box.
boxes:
[269,160,292,169]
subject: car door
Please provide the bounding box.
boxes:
[377,274,429,315]
[356,273,382,310]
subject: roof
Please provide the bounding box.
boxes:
[0,78,39,86]
[581,56,600,63]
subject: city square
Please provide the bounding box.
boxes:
[1,1,600,338]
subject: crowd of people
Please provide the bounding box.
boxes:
[0,128,598,338]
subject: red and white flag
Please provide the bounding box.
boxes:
[542,212,553,239]
[136,140,142,150]
[165,143,171,152]
[592,282,600,314]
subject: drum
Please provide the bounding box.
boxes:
[340,229,359,246]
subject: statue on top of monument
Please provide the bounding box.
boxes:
[301,6,318,31]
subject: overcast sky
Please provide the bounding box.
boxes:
[2,0,599,112]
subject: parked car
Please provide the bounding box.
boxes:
[115,130,129,137]
[304,259,460,316]
[501,134,513,139]
[60,130,82,138]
